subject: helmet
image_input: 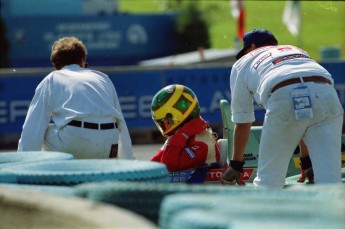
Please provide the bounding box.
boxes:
[151,84,200,136]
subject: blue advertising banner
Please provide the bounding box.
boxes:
[1,62,345,134]
[112,66,232,130]
[3,14,179,68]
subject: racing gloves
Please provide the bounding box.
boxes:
[220,160,245,185]
[297,155,314,183]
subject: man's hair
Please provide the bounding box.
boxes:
[50,37,87,70]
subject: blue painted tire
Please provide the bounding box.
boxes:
[167,208,345,229]
[75,181,260,224]
[0,151,74,169]
[0,171,17,183]
[161,191,345,229]
[0,159,170,185]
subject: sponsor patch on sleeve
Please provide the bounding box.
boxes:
[184,147,196,158]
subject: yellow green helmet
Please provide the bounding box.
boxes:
[151,84,200,136]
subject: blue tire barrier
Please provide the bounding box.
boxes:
[0,159,170,185]
[75,181,263,224]
[0,172,17,184]
[167,207,344,229]
[160,191,345,229]
[0,151,74,169]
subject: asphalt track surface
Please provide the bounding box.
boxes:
[133,144,161,161]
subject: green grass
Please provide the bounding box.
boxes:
[119,0,345,61]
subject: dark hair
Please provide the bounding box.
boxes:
[50,37,87,70]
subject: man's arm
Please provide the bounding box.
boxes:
[298,139,314,183]
[232,122,252,161]
[18,80,51,151]
[220,122,252,185]
[109,80,135,160]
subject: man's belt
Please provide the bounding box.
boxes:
[67,120,118,130]
[271,76,331,93]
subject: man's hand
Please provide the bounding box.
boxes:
[297,167,314,183]
[220,160,245,185]
[304,167,314,183]
[299,155,314,183]
[220,167,243,185]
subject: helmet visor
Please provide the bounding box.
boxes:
[154,116,175,136]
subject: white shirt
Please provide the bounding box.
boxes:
[230,45,333,123]
[18,64,134,159]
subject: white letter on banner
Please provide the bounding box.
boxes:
[138,95,153,118]
[0,101,7,124]
[119,96,137,119]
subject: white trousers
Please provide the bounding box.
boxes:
[43,123,119,159]
[253,82,344,188]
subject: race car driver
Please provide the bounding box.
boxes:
[150,84,223,171]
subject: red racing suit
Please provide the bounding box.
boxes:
[151,115,220,171]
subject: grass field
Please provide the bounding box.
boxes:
[119,0,345,61]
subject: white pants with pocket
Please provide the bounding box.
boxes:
[253,82,344,188]
[43,123,119,159]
